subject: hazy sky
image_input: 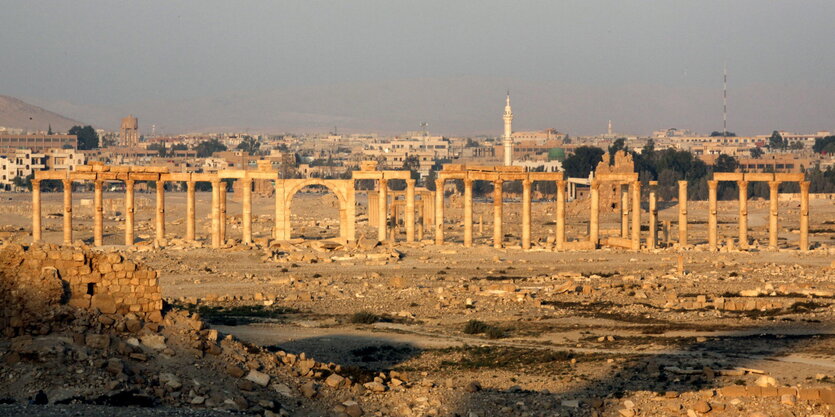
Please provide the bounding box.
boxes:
[2,1,833,136]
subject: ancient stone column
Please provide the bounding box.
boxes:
[417,201,425,241]
[493,179,503,248]
[435,179,444,244]
[32,179,41,242]
[274,181,286,240]
[768,181,780,250]
[220,184,227,243]
[378,179,388,241]
[522,179,532,250]
[478,214,484,235]
[155,180,165,244]
[390,199,398,228]
[555,180,566,251]
[799,180,810,251]
[707,180,718,251]
[590,181,600,246]
[422,194,433,237]
[631,181,641,251]
[125,179,135,245]
[463,178,473,247]
[737,180,748,249]
[62,179,72,245]
[94,180,103,246]
[242,178,253,245]
[368,191,378,228]
[186,181,196,241]
[678,180,688,247]
[621,184,630,238]
[648,181,657,250]
[405,179,416,242]
[346,187,356,241]
[211,180,221,248]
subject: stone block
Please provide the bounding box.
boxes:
[761,387,779,397]
[245,370,270,387]
[719,385,747,398]
[91,294,117,314]
[820,389,835,404]
[798,388,820,401]
[85,334,110,349]
[68,297,91,309]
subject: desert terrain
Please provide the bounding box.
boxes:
[1,189,833,417]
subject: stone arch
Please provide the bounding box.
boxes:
[275,179,355,241]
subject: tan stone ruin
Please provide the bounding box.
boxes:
[29,161,814,252]
[32,161,415,248]
[708,172,809,251]
[435,164,566,250]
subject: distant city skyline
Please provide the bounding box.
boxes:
[2,1,834,136]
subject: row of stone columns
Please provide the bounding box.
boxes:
[30,176,812,251]
[437,178,564,250]
[34,178,297,248]
[367,180,419,243]
[693,179,810,251]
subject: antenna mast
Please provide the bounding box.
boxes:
[723,63,727,139]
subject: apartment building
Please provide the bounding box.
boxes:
[0,134,77,152]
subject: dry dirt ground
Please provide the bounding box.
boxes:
[1,190,834,417]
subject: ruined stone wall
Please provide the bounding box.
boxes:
[594,150,636,212]
[0,243,162,320]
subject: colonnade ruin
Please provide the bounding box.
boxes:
[30,158,813,252]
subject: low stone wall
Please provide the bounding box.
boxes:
[0,243,161,319]
[672,296,809,311]
[778,192,835,201]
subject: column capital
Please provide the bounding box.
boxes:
[494,178,504,186]
[591,180,600,190]
[31,178,41,186]
[94,180,103,189]
[125,178,135,186]
[799,181,810,191]
[522,178,532,187]
[405,178,416,186]
[62,178,72,186]
[707,180,719,189]
[463,178,474,187]
[768,180,781,188]
[736,180,748,187]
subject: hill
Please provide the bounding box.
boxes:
[0,95,82,133]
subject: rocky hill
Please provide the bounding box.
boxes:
[0,95,81,133]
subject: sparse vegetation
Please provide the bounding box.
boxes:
[170,302,299,326]
[463,320,508,339]
[350,311,381,324]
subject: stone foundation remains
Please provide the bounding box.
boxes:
[0,243,162,324]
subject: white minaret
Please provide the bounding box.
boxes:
[502,92,514,166]
[608,120,612,136]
